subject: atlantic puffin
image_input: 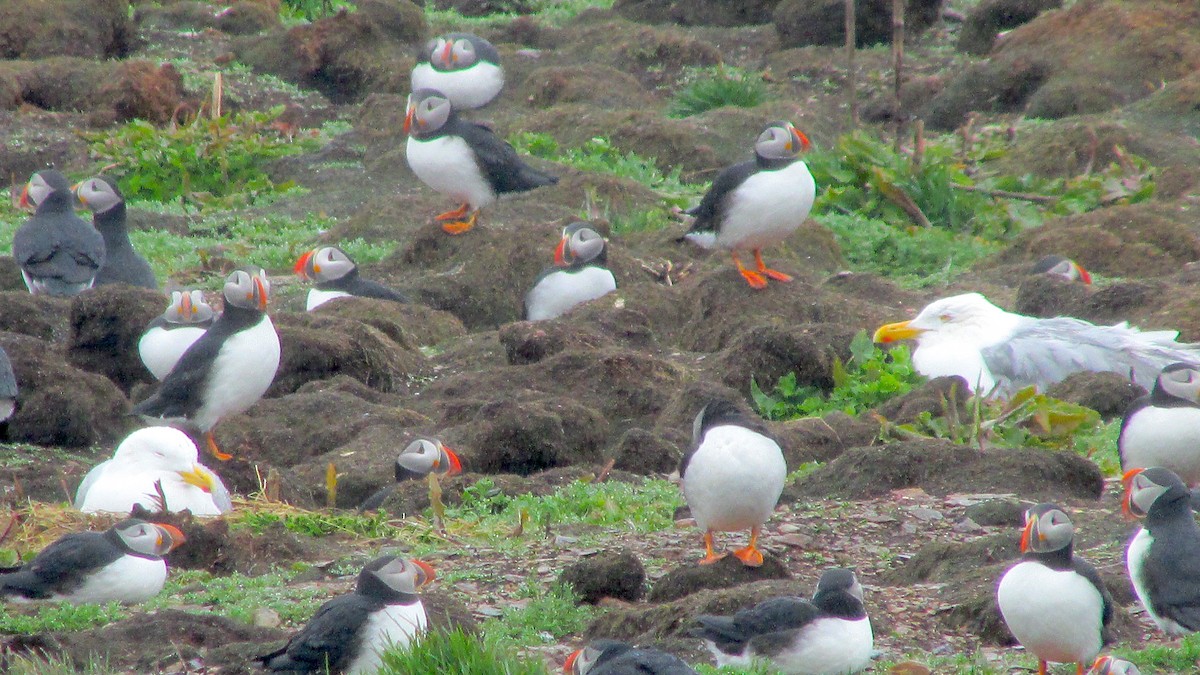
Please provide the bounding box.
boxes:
[1123,466,1200,634]
[73,176,157,289]
[132,267,280,461]
[75,426,232,516]
[0,345,17,422]
[680,400,786,566]
[1087,656,1141,675]
[524,222,617,321]
[410,33,504,110]
[405,88,558,235]
[680,121,814,289]
[358,438,464,511]
[1031,255,1091,284]
[294,245,409,311]
[0,518,184,604]
[257,556,434,674]
[996,504,1112,675]
[138,290,217,381]
[564,639,698,675]
[691,568,873,674]
[12,169,106,296]
[1119,363,1200,485]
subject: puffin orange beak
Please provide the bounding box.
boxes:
[563,649,581,674]
[253,275,269,311]
[553,237,569,266]
[294,250,314,278]
[441,445,463,476]
[155,523,187,551]
[180,291,194,319]
[17,183,30,209]
[1074,262,1092,285]
[441,41,454,65]
[412,559,436,586]
[792,126,812,152]
[873,320,924,344]
[1122,467,1144,520]
[1089,656,1112,675]
[404,105,415,135]
[1019,518,1034,553]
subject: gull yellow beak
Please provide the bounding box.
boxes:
[872,320,925,344]
[179,464,216,493]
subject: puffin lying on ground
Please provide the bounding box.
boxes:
[1032,255,1091,284]
[1123,466,1200,635]
[138,290,217,381]
[996,504,1112,675]
[73,176,157,289]
[257,556,434,674]
[294,245,409,311]
[13,169,106,296]
[1087,656,1141,675]
[405,88,558,235]
[524,222,617,321]
[410,33,504,110]
[0,518,184,604]
[873,292,1200,397]
[358,438,463,511]
[1119,363,1200,485]
[680,120,814,289]
[75,426,231,516]
[564,639,698,675]
[691,568,873,674]
[133,267,280,461]
[680,400,786,567]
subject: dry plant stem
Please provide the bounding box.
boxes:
[845,0,858,127]
[951,183,1057,204]
[892,0,905,152]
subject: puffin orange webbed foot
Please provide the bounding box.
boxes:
[732,546,765,567]
[434,203,470,221]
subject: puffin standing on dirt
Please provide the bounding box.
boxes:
[680,400,786,567]
[691,568,873,674]
[1118,363,1200,485]
[996,504,1112,675]
[524,222,617,321]
[132,267,280,461]
[564,639,698,675]
[405,88,558,235]
[75,426,232,516]
[358,438,464,511]
[410,33,504,110]
[1032,255,1091,284]
[257,556,435,674]
[73,176,157,289]
[138,290,217,380]
[1123,466,1200,634]
[1087,656,1141,675]
[294,245,409,311]
[0,518,184,604]
[680,120,814,289]
[12,169,106,296]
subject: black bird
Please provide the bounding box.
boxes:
[405,88,557,235]
[564,639,697,675]
[0,345,17,422]
[1123,466,1200,635]
[358,438,463,511]
[294,246,409,311]
[73,176,157,289]
[524,222,617,321]
[257,556,435,674]
[1119,363,1200,485]
[13,169,105,296]
[1031,255,1091,284]
[410,32,504,110]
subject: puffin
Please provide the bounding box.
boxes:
[405,88,558,235]
[873,292,1200,397]
[996,504,1112,675]
[0,345,17,422]
[1087,656,1141,675]
[1031,255,1091,284]
[1123,466,1200,634]
[691,567,873,674]
[75,426,232,516]
[12,169,106,296]
[0,518,184,604]
[410,32,504,110]
[132,267,280,461]
[294,245,409,311]
[680,120,814,289]
[73,176,157,289]
[1119,363,1200,485]
[358,438,464,511]
[564,639,698,675]
[257,556,435,674]
[680,400,786,566]
[138,290,217,381]
[524,222,617,321]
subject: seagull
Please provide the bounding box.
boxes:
[873,292,1200,397]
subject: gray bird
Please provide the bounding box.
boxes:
[13,170,106,296]
[74,176,157,289]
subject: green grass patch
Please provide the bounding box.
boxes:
[669,66,766,118]
[150,568,326,626]
[232,508,403,539]
[482,582,594,651]
[4,653,115,675]
[0,601,126,634]
[381,627,546,674]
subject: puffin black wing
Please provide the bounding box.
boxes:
[1146,525,1200,632]
[340,276,410,303]
[257,594,373,672]
[0,532,118,599]
[1070,558,1114,641]
[692,597,819,655]
[595,648,698,674]
[456,121,557,194]
[683,160,757,235]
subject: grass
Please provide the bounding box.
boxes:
[148,568,327,627]
[380,627,546,675]
[4,653,114,675]
[482,582,595,652]
[668,66,767,118]
[0,601,126,634]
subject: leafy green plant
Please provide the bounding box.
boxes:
[380,627,545,675]
[279,0,356,22]
[482,582,594,651]
[668,66,766,118]
[0,601,126,634]
[233,508,403,539]
[751,331,922,420]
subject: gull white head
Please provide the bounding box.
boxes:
[111,426,219,495]
[874,293,1017,348]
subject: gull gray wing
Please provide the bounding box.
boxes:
[211,472,234,513]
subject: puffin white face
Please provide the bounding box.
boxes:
[164,289,215,325]
[404,91,452,136]
[398,439,463,478]
[1122,468,1178,518]
[113,427,219,495]
[555,223,606,266]
[311,247,355,282]
[372,557,436,594]
[20,172,53,210]
[1088,656,1141,675]
[1157,364,1200,402]
[1020,505,1073,553]
[564,644,604,675]
[113,519,186,556]
[73,177,122,214]
[224,268,270,311]
[754,121,810,161]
